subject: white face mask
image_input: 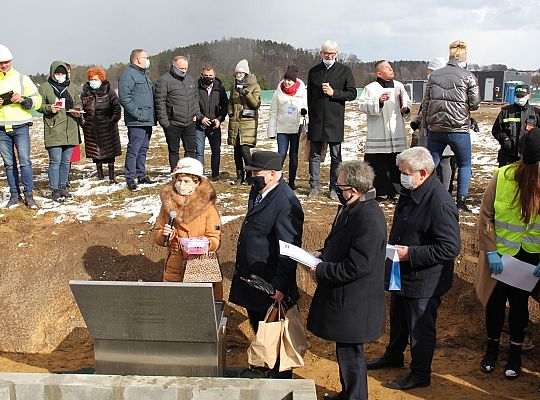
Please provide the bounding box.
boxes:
[322,59,335,68]
[144,59,151,69]
[175,181,196,196]
[400,173,415,190]
[54,74,66,83]
[515,97,528,107]
[458,61,467,69]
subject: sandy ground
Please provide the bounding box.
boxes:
[0,103,539,399]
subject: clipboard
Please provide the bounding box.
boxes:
[0,91,14,105]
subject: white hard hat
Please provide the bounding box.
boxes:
[170,157,206,179]
[0,45,13,62]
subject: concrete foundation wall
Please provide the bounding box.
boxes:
[0,373,317,400]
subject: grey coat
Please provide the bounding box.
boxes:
[422,60,480,133]
[155,66,202,129]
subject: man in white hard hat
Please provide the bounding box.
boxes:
[0,44,42,209]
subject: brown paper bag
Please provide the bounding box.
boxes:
[247,302,283,369]
[298,131,327,163]
[279,304,308,371]
[183,252,222,283]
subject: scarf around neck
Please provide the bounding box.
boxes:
[281,80,300,96]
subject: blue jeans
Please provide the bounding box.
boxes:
[47,145,74,190]
[427,131,471,197]
[195,127,221,178]
[277,133,300,183]
[125,126,152,180]
[0,125,33,194]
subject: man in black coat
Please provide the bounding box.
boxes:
[155,56,203,170]
[307,40,357,200]
[229,151,304,377]
[195,66,228,180]
[307,160,387,400]
[492,84,540,167]
[367,147,461,391]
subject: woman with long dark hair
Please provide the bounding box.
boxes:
[477,128,540,379]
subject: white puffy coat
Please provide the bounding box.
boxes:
[267,79,308,137]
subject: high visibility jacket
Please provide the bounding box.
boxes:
[0,68,42,131]
[494,164,540,255]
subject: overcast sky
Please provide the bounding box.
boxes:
[4,0,540,75]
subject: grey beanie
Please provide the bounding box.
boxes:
[235,59,250,74]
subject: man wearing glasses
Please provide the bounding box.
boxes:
[307,40,357,200]
[118,49,156,191]
[307,160,387,400]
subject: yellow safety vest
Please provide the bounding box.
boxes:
[0,68,42,131]
[494,164,540,255]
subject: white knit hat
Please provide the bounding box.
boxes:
[427,57,446,71]
[0,45,13,62]
[170,157,206,179]
[235,59,250,74]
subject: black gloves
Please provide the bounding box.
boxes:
[237,87,247,96]
[470,117,480,132]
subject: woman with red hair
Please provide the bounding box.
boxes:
[80,67,122,183]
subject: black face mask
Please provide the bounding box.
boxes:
[335,187,352,205]
[251,175,266,192]
[203,76,214,85]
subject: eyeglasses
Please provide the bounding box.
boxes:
[323,52,337,57]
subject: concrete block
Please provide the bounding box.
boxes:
[0,382,13,400]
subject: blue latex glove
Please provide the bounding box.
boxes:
[533,263,540,278]
[487,252,503,275]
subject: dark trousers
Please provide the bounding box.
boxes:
[309,141,341,189]
[234,143,252,172]
[385,294,441,380]
[486,281,529,343]
[164,123,196,171]
[124,126,152,180]
[336,342,368,400]
[363,153,400,197]
[247,308,292,379]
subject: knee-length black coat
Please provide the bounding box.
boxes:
[81,80,122,160]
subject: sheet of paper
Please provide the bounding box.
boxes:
[279,240,321,268]
[492,254,539,292]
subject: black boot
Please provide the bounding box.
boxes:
[456,196,471,213]
[504,344,522,379]
[234,170,244,186]
[480,338,499,373]
[108,163,117,184]
[243,170,252,186]
[96,163,105,180]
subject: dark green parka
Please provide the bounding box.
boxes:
[227,74,261,147]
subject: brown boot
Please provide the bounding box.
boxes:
[96,163,105,180]
[108,163,117,184]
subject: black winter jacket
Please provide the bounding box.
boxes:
[492,103,540,160]
[307,61,357,142]
[307,193,387,343]
[155,67,202,129]
[389,173,461,298]
[80,80,122,160]
[196,77,228,130]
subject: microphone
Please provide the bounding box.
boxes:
[163,210,177,247]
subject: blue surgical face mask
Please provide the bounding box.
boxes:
[400,173,415,190]
[322,59,335,68]
[515,97,528,107]
[89,80,101,90]
[54,74,66,83]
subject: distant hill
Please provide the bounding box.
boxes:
[30,37,530,90]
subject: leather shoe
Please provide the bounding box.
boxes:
[138,176,155,184]
[366,356,404,370]
[386,374,430,390]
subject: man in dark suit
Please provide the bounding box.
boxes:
[307,40,357,200]
[307,160,387,400]
[229,151,304,377]
[367,146,461,390]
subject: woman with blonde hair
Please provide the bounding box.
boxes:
[422,40,480,212]
[477,128,540,379]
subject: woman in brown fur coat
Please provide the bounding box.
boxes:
[154,157,222,299]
